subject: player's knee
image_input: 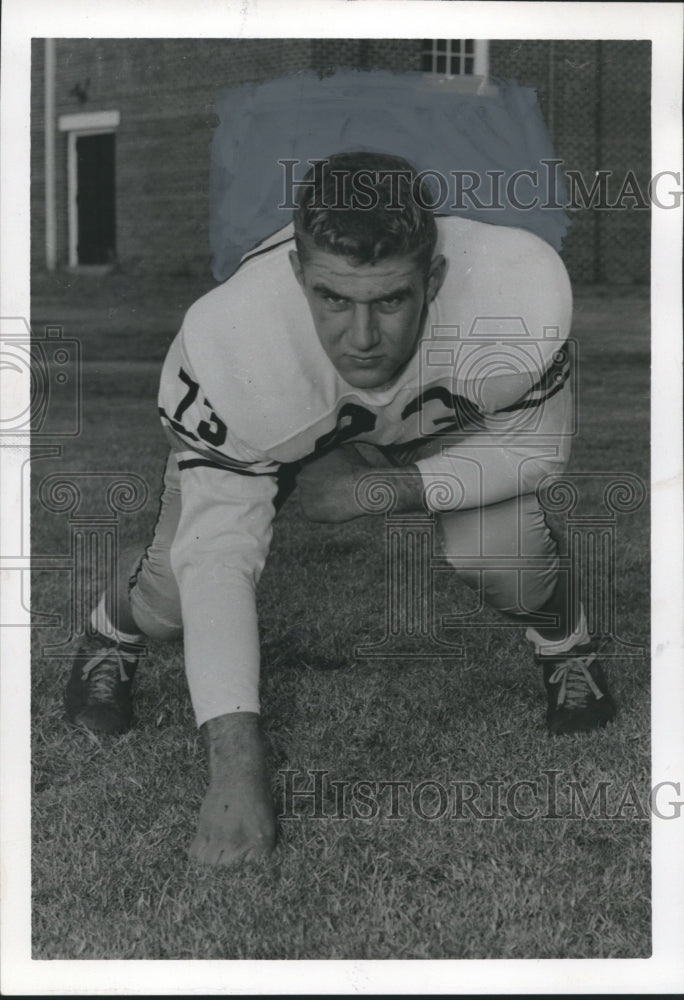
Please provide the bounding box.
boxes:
[137,616,183,643]
[129,548,183,641]
[513,564,559,614]
[457,560,558,616]
[144,621,182,642]
[129,586,183,642]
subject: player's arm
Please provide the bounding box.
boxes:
[157,332,281,723]
[169,461,278,724]
[298,445,425,522]
[455,232,574,414]
[465,370,542,414]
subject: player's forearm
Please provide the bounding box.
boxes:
[168,463,278,723]
[355,462,427,515]
[176,561,262,722]
[298,446,426,521]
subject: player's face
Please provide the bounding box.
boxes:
[290,247,446,389]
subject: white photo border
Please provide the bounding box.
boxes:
[1,0,682,993]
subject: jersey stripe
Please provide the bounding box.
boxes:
[500,344,571,412]
[159,406,200,442]
[498,375,568,412]
[159,406,279,470]
[177,457,276,476]
[236,235,295,272]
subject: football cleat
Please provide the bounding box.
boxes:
[539,642,616,735]
[65,636,140,735]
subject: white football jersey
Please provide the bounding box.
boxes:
[158,216,572,479]
[155,216,573,725]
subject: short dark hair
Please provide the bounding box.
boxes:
[293,151,437,274]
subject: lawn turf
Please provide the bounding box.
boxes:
[30,278,650,959]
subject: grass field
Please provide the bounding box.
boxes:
[30,274,650,960]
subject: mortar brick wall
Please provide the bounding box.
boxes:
[360,40,422,72]
[31,37,650,283]
[597,41,651,284]
[489,39,651,283]
[34,39,316,275]
[31,40,47,272]
[490,39,598,282]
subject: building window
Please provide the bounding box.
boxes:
[421,39,489,77]
[58,110,120,268]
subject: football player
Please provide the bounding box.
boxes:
[65,152,615,866]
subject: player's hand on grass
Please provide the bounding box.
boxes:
[298,444,374,523]
[190,712,276,867]
[298,444,425,522]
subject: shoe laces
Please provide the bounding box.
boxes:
[81,646,137,700]
[547,652,603,710]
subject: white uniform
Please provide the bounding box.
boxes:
[132,217,573,724]
[159,217,571,472]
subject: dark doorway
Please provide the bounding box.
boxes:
[76,132,116,265]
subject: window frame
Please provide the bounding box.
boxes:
[421,39,489,78]
[58,110,120,268]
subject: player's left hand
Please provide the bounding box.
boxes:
[298,445,376,523]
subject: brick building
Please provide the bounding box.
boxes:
[31,38,651,284]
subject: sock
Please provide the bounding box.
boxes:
[525,605,591,657]
[91,592,144,647]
